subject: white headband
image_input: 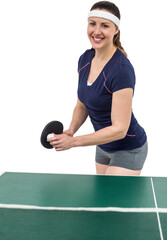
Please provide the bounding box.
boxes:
[88,10,120,28]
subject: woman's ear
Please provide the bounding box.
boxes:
[115,27,119,35]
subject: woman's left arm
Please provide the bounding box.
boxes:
[50,88,133,150]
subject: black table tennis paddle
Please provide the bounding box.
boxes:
[40,121,63,149]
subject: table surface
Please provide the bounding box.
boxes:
[0,172,167,240]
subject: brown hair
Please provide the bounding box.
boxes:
[90,1,127,57]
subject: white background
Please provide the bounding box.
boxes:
[0,0,167,176]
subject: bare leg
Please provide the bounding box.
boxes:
[96,162,109,175]
[105,166,141,176]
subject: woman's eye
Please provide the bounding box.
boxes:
[103,25,109,28]
[90,22,95,26]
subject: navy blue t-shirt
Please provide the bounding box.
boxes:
[77,48,147,152]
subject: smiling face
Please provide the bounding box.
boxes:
[87,10,119,50]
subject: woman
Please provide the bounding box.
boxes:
[49,1,148,176]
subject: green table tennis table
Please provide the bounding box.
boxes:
[0,172,167,240]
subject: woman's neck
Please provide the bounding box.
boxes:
[94,44,117,62]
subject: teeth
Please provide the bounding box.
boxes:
[94,37,103,41]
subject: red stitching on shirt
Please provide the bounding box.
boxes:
[79,62,90,72]
[126,134,136,137]
[103,71,113,94]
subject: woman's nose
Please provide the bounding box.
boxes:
[94,25,101,34]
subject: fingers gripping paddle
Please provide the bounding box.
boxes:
[40,121,63,149]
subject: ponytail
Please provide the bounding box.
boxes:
[114,31,127,57]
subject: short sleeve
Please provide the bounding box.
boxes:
[111,64,136,93]
[77,49,91,72]
[78,54,83,72]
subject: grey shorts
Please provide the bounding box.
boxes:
[95,141,148,170]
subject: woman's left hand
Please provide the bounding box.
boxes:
[49,134,75,151]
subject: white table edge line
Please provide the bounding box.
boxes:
[1,204,167,213]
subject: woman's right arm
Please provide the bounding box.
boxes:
[65,98,88,136]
